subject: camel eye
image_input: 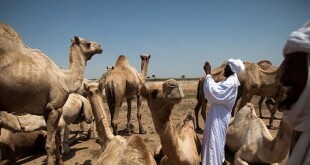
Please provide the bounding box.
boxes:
[86,42,91,47]
[150,89,158,99]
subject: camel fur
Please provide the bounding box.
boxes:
[84,82,156,165]
[140,79,201,165]
[0,129,46,165]
[105,54,150,135]
[226,103,292,165]
[0,22,102,164]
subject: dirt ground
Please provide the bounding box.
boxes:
[17,80,285,165]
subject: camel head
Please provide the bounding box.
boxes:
[71,36,103,60]
[106,66,114,71]
[84,81,104,97]
[140,53,151,70]
[141,79,184,113]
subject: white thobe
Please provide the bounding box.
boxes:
[201,73,240,165]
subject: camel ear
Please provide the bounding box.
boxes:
[83,83,88,93]
[98,82,104,92]
[71,36,80,44]
[140,85,148,99]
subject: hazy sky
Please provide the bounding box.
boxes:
[1,0,309,78]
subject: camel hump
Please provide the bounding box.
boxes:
[114,55,130,67]
[0,22,25,52]
[0,22,22,42]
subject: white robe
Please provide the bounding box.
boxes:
[201,73,240,165]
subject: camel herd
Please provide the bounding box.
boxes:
[0,22,291,165]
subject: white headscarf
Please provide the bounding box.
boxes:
[283,20,310,56]
[282,20,310,165]
[227,59,245,74]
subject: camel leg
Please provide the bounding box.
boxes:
[258,97,265,118]
[125,98,133,135]
[45,107,62,165]
[237,94,252,114]
[193,100,202,130]
[234,148,249,165]
[201,100,207,123]
[136,95,146,134]
[55,130,63,165]
[111,103,121,135]
[231,90,242,117]
[61,125,70,156]
[266,98,278,129]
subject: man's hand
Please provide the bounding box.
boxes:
[203,61,211,75]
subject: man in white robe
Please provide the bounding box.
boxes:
[201,59,245,165]
[279,20,310,165]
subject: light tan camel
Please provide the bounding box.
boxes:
[84,81,156,165]
[0,93,93,157]
[105,54,150,135]
[226,103,292,165]
[140,79,202,165]
[0,129,46,165]
[0,22,102,164]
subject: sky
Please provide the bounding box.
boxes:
[1,1,309,79]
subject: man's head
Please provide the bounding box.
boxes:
[279,20,310,110]
[224,65,234,78]
[225,59,245,78]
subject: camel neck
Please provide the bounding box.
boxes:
[89,93,114,149]
[157,121,180,159]
[264,121,292,161]
[64,44,86,92]
[140,60,149,82]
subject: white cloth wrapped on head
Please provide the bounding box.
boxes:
[283,20,310,55]
[227,59,245,74]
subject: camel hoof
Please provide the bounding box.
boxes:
[62,149,70,156]
[56,158,64,165]
[267,125,277,130]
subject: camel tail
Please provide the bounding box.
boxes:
[106,81,116,113]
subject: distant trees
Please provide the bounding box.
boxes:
[181,75,185,79]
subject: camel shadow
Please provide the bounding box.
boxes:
[63,147,89,161]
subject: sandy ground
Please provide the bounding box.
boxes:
[16,80,285,165]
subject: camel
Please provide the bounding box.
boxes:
[0,22,102,164]
[105,54,150,135]
[140,79,202,165]
[194,60,284,129]
[84,81,156,165]
[0,129,46,165]
[226,103,292,165]
[0,93,93,157]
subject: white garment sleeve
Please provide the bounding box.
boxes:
[203,74,236,105]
